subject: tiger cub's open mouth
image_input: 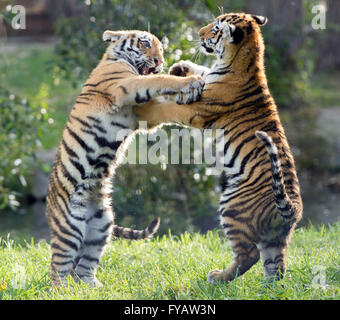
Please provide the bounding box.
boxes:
[141,67,157,75]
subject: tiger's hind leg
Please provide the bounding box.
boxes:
[258,243,288,281]
[48,184,89,287]
[72,183,113,287]
[207,221,260,284]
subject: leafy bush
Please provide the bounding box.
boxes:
[0,89,48,209]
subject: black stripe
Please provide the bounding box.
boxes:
[100,222,112,233]
[224,173,271,201]
[60,160,78,186]
[224,148,256,183]
[118,85,128,94]
[79,93,95,97]
[71,115,92,129]
[93,124,107,134]
[234,86,263,101]
[77,263,91,270]
[135,90,151,104]
[61,138,79,159]
[69,158,87,180]
[81,255,100,263]
[52,253,74,259]
[52,231,79,251]
[229,189,272,211]
[242,76,255,88]
[53,260,73,266]
[224,135,257,168]
[102,70,132,76]
[240,82,257,93]
[87,116,101,124]
[51,242,69,253]
[208,67,231,76]
[224,109,275,136]
[86,89,114,104]
[67,126,95,153]
[221,209,242,217]
[53,193,85,235]
[226,229,255,242]
[120,39,127,51]
[81,128,122,151]
[51,215,83,243]
[54,171,71,200]
[246,58,255,72]
[75,99,89,105]
[111,121,128,129]
[84,236,107,246]
[83,77,124,87]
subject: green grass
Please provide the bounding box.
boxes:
[0,223,339,300]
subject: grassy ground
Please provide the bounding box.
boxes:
[0,223,339,300]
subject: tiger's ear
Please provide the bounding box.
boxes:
[102,30,125,42]
[252,15,268,26]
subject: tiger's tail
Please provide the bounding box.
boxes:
[112,217,160,240]
[255,131,296,220]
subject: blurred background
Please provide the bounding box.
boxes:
[0,0,339,241]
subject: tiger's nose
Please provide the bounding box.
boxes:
[154,57,162,66]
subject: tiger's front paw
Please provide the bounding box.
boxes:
[175,77,205,105]
[207,269,225,284]
[169,60,199,77]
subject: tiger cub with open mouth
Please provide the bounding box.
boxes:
[46,29,204,287]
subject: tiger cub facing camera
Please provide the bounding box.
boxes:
[46,29,204,287]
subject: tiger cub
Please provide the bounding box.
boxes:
[46,29,204,287]
[135,13,303,283]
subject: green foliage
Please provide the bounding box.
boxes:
[54,0,212,82]
[0,0,16,24]
[114,160,219,235]
[0,223,339,299]
[0,89,46,209]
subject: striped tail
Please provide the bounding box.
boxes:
[112,217,160,240]
[255,131,296,220]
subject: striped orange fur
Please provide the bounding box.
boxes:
[135,13,303,283]
[46,29,204,287]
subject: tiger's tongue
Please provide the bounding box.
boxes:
[142,67,150,75]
